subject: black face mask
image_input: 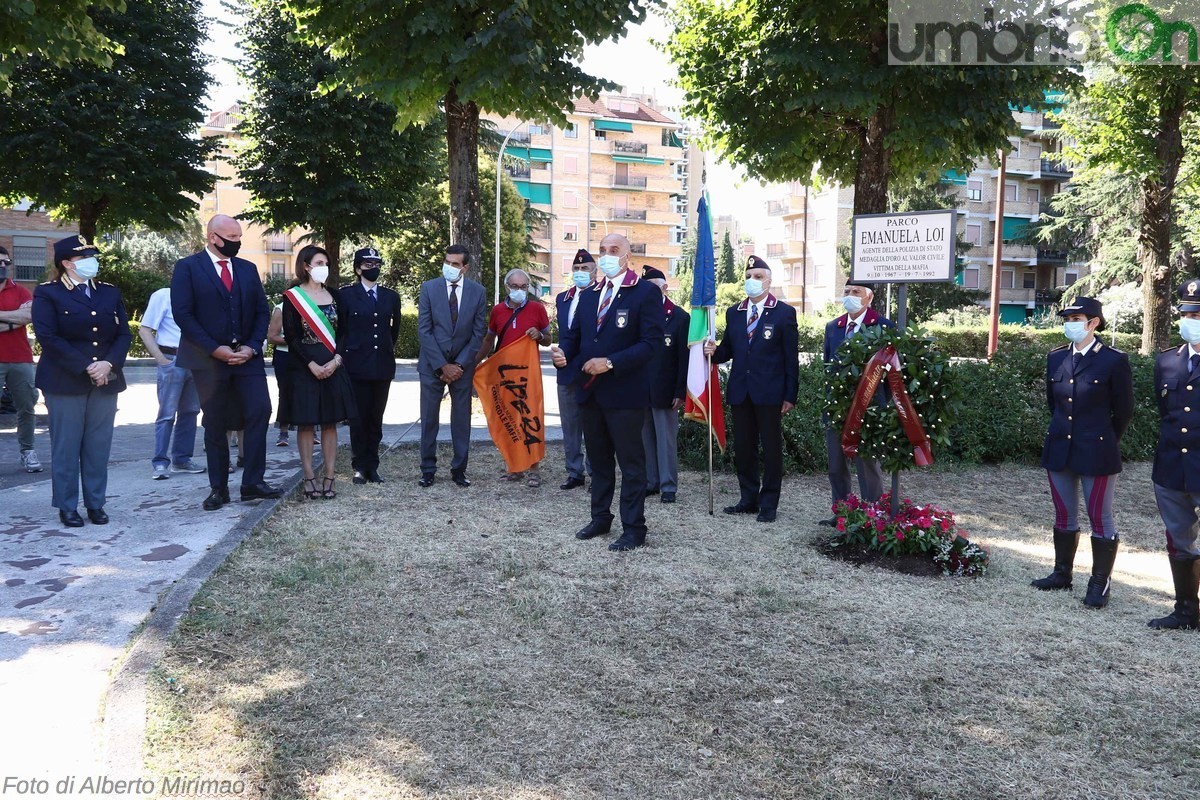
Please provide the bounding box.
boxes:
[213,234,241,258]
[360,266,381,282]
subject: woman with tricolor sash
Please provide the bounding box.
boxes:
[282,245,356,499]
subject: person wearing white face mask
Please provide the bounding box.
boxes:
[553,249,598,490]
[0,244,43,474]
[818,280,893,524]
[30,235,132,527]
[1035,296,1133,611]
[281,245,356,500]
[1148,281,1200,630]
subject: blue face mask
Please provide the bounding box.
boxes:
[442,262,462,283]
[73,257,100,280]
[1180,317,1200,345]
[1063,320,1090,344]
[571,271,592,289]
[508,288,527,305]
[744,278,764,298]
[598,255,622,278]
[842,295,864,314]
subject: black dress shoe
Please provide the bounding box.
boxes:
[353,472,368,485]
[203,488,231,511]
[451,471,471,488]
[418,473,435,488]
[817,516,837,527]
[609,532,646,551]
[240,483,282,501]
[723,502,759,515]
[661,492,676,503]
[559,476,585,490]
[86,508,109,525]
[59,509,85,528]
[757,509,777,523]
[575,520,613,540]
[367,469,384,484]
[646,488,660,496]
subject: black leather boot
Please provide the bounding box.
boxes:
[1149,558,1200,630]
[1082,537,1119,608]
[1031,528,1079,590]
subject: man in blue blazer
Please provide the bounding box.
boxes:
[553,248,596,490]
[820,281,894,523]
[641,266,689,504]
[171,215,279,510]
[551,233,664,550]
[704,256,798,523]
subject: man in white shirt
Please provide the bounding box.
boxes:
[139,286,204,479]
[553,249,596,490]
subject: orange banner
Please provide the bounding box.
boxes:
[472,335,546,473]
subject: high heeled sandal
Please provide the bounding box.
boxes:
[321,476,337,500]
[303,477,319,499]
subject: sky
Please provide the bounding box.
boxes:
[198,0,775,236]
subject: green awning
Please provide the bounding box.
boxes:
[1001,216,1032,242]
[514,182,551,204]
[529,148,553,162]
[594,119,634,132]
[507,147,530,160]
[1000,304,1029,324]
[941,170,968,186]
[668,131,683,148]
[611,155,665,165]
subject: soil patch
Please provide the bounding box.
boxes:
[812,533,943,577]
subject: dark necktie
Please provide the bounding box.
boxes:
[596,281,614,331]
[1190,354,1199,374]
[1073,352,1082,372]
[218,260,232,292]
[449,283,459,330]
[83,283,91,299]
[368,287,377,304]
[746,304,759,341]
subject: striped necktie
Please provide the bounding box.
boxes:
[746,304,759,341]
[596,281,615,331]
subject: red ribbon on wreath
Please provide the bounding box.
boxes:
[840,344,934,467]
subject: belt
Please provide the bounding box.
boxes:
[159,345,178,355]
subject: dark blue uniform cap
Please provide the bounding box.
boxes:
[1058,296,1106,330]
[642,265,666,281]
[1179,279,1200,313]
[746,255,770,273]
[572,248,595,267]
[353,246,383,267]
[53,235,99,265]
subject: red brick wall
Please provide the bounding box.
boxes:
[0,208,79,289]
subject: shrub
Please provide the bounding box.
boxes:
[832,493,988,576]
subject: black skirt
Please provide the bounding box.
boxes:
[282,349,357,426]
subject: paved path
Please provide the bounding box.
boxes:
[0,357,564,784]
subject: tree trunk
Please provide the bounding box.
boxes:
[323,227,342,288]
[77,198,106,243]
[1140,84,1186,355]
[853,105,894,216]
[446,84,483,273]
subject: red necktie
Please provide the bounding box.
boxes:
[218,260,232,292]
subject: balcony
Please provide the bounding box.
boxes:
[1004,155,1040,175]
[989,198,1040,217]
[529,165,552,183]
[509,131,531,145]
[1037,248,1069,263]
[1036,288,1063,305]
[1040,158,1072,179]
[1041,117,1061,130]
[611,208,647,221]
[504,163,531,179]
[1038,200,1059,217]
[612,140,649,155]
[767,200,787,216]
[610,175,648,189]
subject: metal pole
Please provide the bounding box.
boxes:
[706,305,716,516]
[495,123,521,307]
[988,148,1008,359]
[890,283,908,519]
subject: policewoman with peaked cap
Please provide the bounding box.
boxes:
[31,235,132,528]
[1034,296,1133,609]
[1147,280,1200,630]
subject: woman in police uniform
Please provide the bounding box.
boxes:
[31,235,132,527]
[1034,296,1133,609]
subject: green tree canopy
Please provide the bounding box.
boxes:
[1,0,123,92]
[0,0,215,240]
[718,231,737,284]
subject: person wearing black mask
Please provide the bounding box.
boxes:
[339,247,401,484]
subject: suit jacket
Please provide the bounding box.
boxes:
[416,276,487,379]
[713,294,798,406]
[554,284,595,386]
[1041,340,1133,476]
[31,278,131,395]
[339,281,401,381]
[1152,344,1200,491]
[170,250,270,374]
[649,298,690,408]
[558,268,663,408]
[823,307,895,365]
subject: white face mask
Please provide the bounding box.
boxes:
[744,278,764,298]
[73,257,100,280]
[842,295,864,314]
[309,265,329,284]
[508,288,527,305]
[443,262,462,283]
[1180,317,1200,345]
[1063,320,1090,344]
[597,254,622,278]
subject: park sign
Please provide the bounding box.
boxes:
[851,209,957,284]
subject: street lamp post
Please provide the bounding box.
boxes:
[495,122,523,306]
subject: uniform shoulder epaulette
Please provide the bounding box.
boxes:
[96,280,115,287]
[1107,346,1126,355]
[38,280,55,286]
[1162,344,1182,353]
[1050,343,1070,352]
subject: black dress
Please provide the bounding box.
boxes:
[282,292,357,426]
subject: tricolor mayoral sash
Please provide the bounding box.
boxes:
[284,286,336,354]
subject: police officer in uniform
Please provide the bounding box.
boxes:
[1149,281,1200,630]
[554,249,596,490]
[31,235,132,527]
[641,266,689,504]
[340,247,401,485]
[704,255,798,523]
[1034,297,1133,609]
[551,233,663,551]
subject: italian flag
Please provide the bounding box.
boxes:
[684,308,727,452]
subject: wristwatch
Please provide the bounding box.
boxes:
[605,358,613,371]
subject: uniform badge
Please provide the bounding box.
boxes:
[1164,388,1170,397]
[616,309,629,329]
[665,335,672,347]
[78,235,90,247]
[1191,281,1198,295]
[762,324,775,340]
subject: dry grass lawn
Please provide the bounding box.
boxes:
[143,444,1200,799]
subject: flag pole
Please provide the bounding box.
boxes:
[706,347,715,516]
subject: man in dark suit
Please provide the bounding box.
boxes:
[171,214,280,510]
[819,280,893,524]
[416,243,487,487]
[704,255,798,523]
[641,266,689,504]
[551,233,664,551]
[340,247,401,485]
[1150,281,1200,629]
[554,248,596,490]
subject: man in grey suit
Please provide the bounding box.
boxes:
[416,244,487,487]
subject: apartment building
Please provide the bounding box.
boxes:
[486,93,693,296]
[0,204,79,290]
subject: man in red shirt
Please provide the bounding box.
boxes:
[0,246,42,472]
[474,267,550,485]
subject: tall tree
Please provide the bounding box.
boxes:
[1,0,122,92]
[718,231,737,284]
[1058,65,1200,353]
[667,0,1070,215]
[0,0,215,240]
[280,0,651,270]
[235,0,443,279]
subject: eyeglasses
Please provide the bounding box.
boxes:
[0,260,11,266]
